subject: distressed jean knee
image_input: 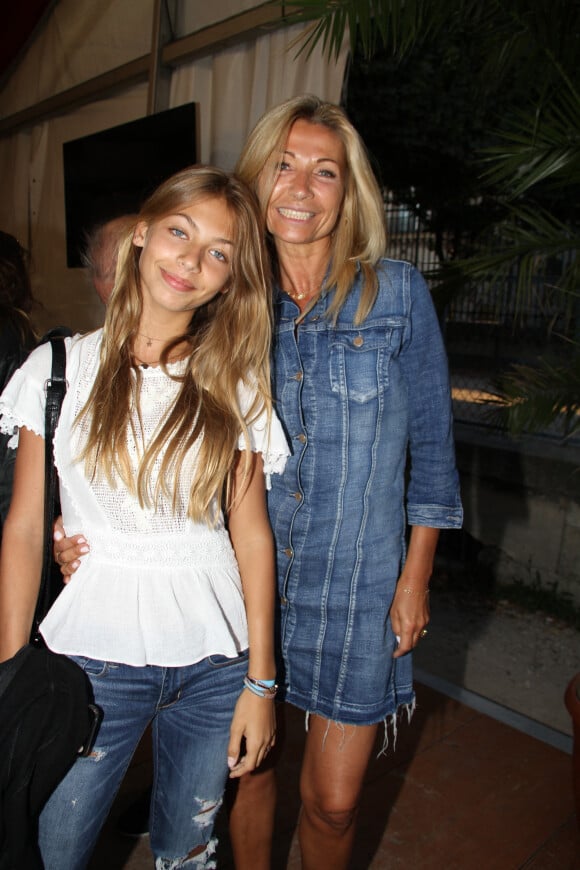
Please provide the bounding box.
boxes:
[155,835,218,869]
[154,796,221,869]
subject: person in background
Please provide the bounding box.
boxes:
[55,95,463,870]
[0,231,37,539]
[0,166,288,869]
[81,214,137,304]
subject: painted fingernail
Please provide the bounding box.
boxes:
[227,757,236,769]
[79,545,89,554]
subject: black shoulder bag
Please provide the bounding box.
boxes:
[31,336,68,638]
[0,337,101,870]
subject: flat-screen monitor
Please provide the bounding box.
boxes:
[63,102,197,267]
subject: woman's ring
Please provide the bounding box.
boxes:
[419,628,428,638]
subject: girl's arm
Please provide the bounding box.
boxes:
[0,428,45,661]
[226,450,277,777]
[390,525,438,658]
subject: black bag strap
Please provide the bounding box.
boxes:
[31,337,67,638]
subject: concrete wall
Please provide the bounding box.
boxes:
[454,424,580,606]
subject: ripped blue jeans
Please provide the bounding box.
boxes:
[38,651,248,869]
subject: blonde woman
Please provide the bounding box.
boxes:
[229,96,463,870]
[0,166,288,869]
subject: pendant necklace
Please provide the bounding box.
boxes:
[137,331,166,348]
[285,271,326,304]
[286,283,324,303]
[287,287,310,301]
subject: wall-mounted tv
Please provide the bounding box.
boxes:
[63,102,197,267]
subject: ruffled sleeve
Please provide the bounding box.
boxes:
[237,381,290,488]
[0,339,55,449]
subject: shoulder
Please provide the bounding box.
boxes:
[67,329,101,356]
[375,257,425,287]
[19,330,101,384]
[15,336,54,381]
[374,258,432,307]
[61,330,102,370]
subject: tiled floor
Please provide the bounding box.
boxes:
[88,681,579,869]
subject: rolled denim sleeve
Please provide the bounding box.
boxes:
[399,263,463,528]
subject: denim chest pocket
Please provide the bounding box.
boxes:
[329,322,404,403]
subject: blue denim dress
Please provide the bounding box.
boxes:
[268,258,463,726]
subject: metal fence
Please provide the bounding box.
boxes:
[384,196,577,442]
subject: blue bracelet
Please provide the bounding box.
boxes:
[243,675,278,698]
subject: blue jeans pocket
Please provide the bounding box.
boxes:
[68,655,111,678]
[207,649,249,669]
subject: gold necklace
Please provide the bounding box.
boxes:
[132,339,190,369]
[287,288,308,301]
[137,331,167,348]
[286,286,323,303]
[284,272,327,303]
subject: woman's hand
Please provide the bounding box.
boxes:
[53,516,89,581]
[227,689,276,778]
[390,583,430,658]
[390,525,438,658]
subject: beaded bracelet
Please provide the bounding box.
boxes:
[400,586,430,596]
[243,675,278,699]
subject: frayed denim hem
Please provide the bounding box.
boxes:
[377,697,416,757]
[301,697,416,756]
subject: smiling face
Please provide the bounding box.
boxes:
[264,118,347,256]
[133,196,234,322]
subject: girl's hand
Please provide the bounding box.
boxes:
[227,688,276,778]
[53,516,90,582]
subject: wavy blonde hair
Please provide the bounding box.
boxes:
[236,94,387,324]
[77,166,272,524]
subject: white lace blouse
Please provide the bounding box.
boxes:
[0,331,289,667]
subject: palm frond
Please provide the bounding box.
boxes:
[283,0,365,60]
[433,204,579,324]
[481,78,580,196]
[282,0,456,61]
[487,352,580,439]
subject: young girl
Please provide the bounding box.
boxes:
[0,166,288,869]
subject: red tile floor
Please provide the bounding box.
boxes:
[88,681,579,869]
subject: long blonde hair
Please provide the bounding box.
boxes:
[236,95,387,324]
[77,166,272,524]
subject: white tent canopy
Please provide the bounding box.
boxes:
[0,0,348,333]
